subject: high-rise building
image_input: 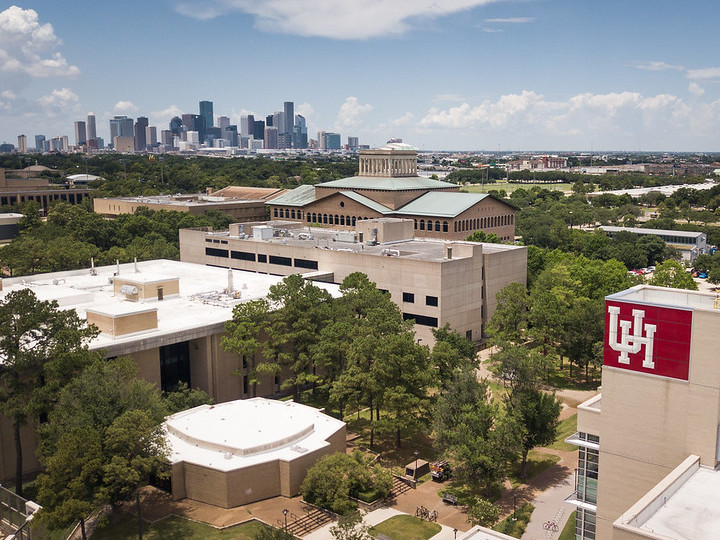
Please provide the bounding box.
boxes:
[264,126,278,149]
[17,135,27,154]
[347,137,359,151]
[266,115,273,128]
[161,130,173,147]
[273,111,285,135]
[217,116,230,131]
[109,116,134,142]
[34,135,46,152]
[74,121,86,146]
[86,113,97,141]
[283,101,294,135]
[134,117,148,152]
[170,116,183,136]
[240,115,252,137]
[325,132,341,150]
[225,125,238,147]
[199,101,213,130]
[253,120,265,141]
[294,115,308,149]
[145,126,157,149]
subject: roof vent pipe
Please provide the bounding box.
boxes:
[446,246,453,260]
[226,269,234,294]
[134,257,139,273]
[116,259,120,276]
[90,257,97,276]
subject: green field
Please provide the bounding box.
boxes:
[548,414,578,452]
[369,515,441,540]
[91,515,269,540]
[462,182,573,194]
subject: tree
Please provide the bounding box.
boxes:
[486,283,531,344]
[162,382,212,415]
[649,260,698,290]
[330,512,372,540]
[254,526,295,540]
[0,289,98,497]
[223,299,270,397]
[511,390,561,478]
[37,357,168,539]
[466,497,500,527]
[429,325,477,391]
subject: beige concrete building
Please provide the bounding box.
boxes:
[165,398,345,508]
[570,285,720,540]
[268,144,516,242]
[179,217,527,345]
[0,260,340,484]
[0,167,90,212]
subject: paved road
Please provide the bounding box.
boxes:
[520,472,574,540]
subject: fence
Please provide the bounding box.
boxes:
[0,484,42,540]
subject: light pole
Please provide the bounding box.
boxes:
[414,450,419,480]
[283,508,288,531]
[453,528,458,539]
[512,495,517,521]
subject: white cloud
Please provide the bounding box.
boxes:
[0,6,79,79]
[114,101,138,113]
[335,97,373,130]
[686,67,720,80]
[38,87,79,116]
[632,61,683,71]
[484,17,534,23]
[296,102,315,120]
[228,107,255,125]
[150,105,183,127]
[174,0,502,39]
[689,82,705,97]
[391,112,414,126]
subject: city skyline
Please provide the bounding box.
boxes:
[1,1,720,151]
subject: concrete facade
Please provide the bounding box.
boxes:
[179,218,527,345]
[571,286,720,540]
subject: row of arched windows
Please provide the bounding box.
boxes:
[414,220,450,232]
[454,214,514,233]
[306,213,371,226]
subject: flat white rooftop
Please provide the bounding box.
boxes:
[165,398,346,471]
[0,260,340,357]
[640,467,720,539]
[608,284,720,313]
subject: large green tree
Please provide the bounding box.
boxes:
[0,289,98,497]
[223,299,270,397]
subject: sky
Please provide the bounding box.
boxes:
[1,0,720,152]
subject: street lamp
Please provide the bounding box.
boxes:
[283,508,288,531]
[512,495,517,521]
[414,450,419,480]
[453,528,458,539]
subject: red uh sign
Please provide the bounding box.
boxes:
[604,300,692,381]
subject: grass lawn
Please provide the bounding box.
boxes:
[463,182,573,194]
[91,515,270,540]
[369,515,441,540]
[493,503,534,538]
[543,357,600,391]
[558,511,576,540]
[548,414,578,452]
[508,451,561,488]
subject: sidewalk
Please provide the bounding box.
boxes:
[520,472,574,540]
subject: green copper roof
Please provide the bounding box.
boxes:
[394,192,495,218]
[316,176,457,191]
[267,184,316,207]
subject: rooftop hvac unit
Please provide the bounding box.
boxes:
[119,284,138,296]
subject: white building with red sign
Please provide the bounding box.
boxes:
[568,285,720,540]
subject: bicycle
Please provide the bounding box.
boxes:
[543,521,559,532]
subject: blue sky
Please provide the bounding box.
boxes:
[1,0,719,151]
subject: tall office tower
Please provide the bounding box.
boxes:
[186,131,200,146]
[283,101,294,135]
[60,135,69,151]
[253,120,265,140]
[277,133,292,150]
[325,133,341,150]
[272,111,285,135]
[74,121,87,146]
[265,115,273,127]
[205,127,222,145]
[17,135,27,153]
[225,125,238,147]
[95,137,104,149]
[182,113,203,141]
[294,115,308,149]
[217,116,230,131]
[264,126,278,149]
[347,136,359,150]
[145,126,157,149]
[35,135,46,152]
[86,112,97,141]
[134,117,148,152]
[240,115,251,137]
[317,131,326,150]
[110,116,134,141]
[160,130,173,147]
[170,116,183,136]
[199,101,213,130]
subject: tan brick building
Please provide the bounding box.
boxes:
[570,285,720,540]
[268,144,516,242]
[179,217,527,345]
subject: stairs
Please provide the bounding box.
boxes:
[285,507,334,537]
[389,475,413,497]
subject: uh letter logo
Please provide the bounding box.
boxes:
[607,305,657,369]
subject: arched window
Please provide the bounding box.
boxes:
[443,221,448,232]
[291,209,296,219]
[454,222,457,232]
[273,208,278,217]
[414,220,418,230]
[435,221,440,232]
[334,215,340,225]
[420,220,425,230]
[323,214,328,224]
[312,213,317,222]
[340,215,345,226]
[352,217,356,226]
[346,216,351,226]
[427,220,433,231]
[306,213,311,222]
